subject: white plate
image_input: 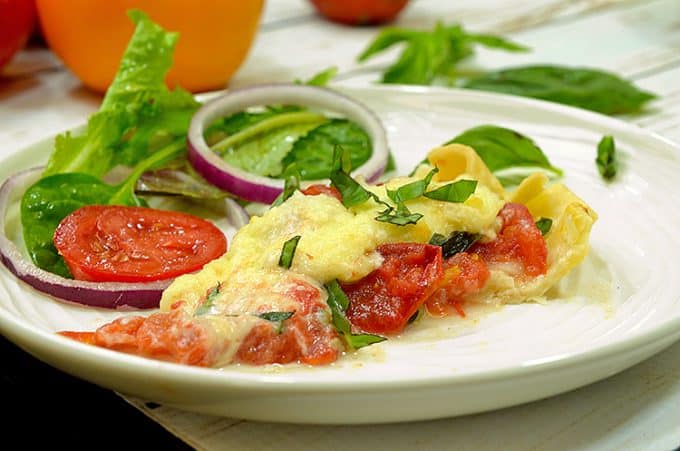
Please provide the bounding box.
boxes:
[1,85,679,424]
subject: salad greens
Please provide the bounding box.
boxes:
[207,113,373,181]
[358,22,655,115]
[22,10,198,276]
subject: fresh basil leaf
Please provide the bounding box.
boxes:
[463,65,656,115]
[258,311,295,322]
[358,22,526,86]
[424,179,477,202]
[386,168,438,204]
[374,205,423,226]
[271,165,301,207]
[596,135,618,180]
[195,283,222,316]
[325,280,386,350]
[330,170,372,207]
[429,231,479,258]
[282,119,372,180]
[258,311,294,335]
[278,235,301,269]
[535,217,553,236]
[447,125,563,179]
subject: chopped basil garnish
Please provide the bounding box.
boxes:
[424,179,477,202]
[325,280,385,349]
[278,235,301,269]
[386,168,438,203]
[271,165,301,207]
[596,135,617,180]
[195,282,221,316]
[535,217,553,236]
[374,203,423,226]
[429,231,479,258]
[258,311,295,334]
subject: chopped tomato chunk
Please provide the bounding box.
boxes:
[425,252,489,317]
[300,183,342,201]
[471,203,547,277]
[236,279,340,365]
[342,243,443,335]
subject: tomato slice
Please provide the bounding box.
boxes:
[471,203,547,277]
[53,205,227,282]
[342,243,443,335]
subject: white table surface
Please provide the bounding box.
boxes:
[1,1,679,450]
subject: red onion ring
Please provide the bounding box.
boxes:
[224,197,250,229]
[0,167,170,310]
[187,83,389,204]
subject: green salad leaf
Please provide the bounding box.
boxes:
[43,10,199,178]
[21,10,197,275]
[462,65,656,115]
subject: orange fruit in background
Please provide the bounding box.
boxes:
[35,0,264,93]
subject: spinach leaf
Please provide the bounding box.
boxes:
[325,280,386,350]
[21,174,118,277]
[463,65,656,115]
[358,22,527,85]
[204,105,303,144]
[596,135,618,180]
[446,125,563,180]
[282,119,372,180]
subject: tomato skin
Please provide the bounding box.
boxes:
[309,0,409,25]
[342,243,443,335]
[53,205,227,282]
[0,0,37,70]
[471,203,548,277]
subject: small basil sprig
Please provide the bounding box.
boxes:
[535,218,553,236]
[463,65,656,115]
[358,22,527,85]
[429,231,479,259]
[325,280,386,349]
[271,164,301,207]
[331,147,477,226]
[278,235,301,269]
[258,311,294,334]
[195,282,222,316]
[596,135,618,180]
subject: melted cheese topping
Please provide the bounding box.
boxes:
[159,143,596,365]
